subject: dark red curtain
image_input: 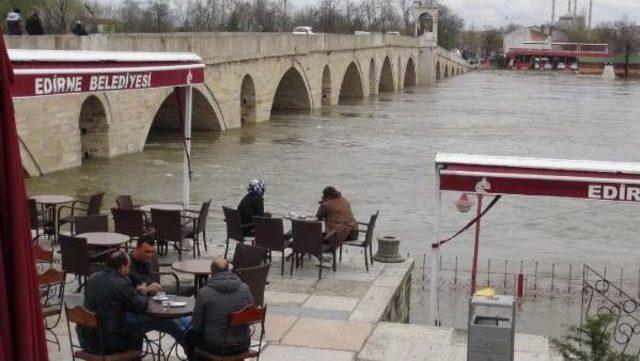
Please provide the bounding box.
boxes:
[0,31,48,360]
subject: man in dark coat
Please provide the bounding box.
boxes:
[6,9,22,35]
[79,251,148,355]
[25,9,43,35]
[237,179,268,236]
[189,258,254,356]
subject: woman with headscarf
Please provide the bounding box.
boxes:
[237,179,268,236]
[315,186,358,247]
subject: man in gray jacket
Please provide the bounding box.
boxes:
[190,257,254,357]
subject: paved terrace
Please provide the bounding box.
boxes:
[44,243,558,360]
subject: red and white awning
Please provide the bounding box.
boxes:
[437,153,640,202]
[8,49,204,97]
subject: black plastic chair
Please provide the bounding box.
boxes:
[222,206,254,259]
[290,219,336,279]
[340,211,379,272]
[254,216,289,276]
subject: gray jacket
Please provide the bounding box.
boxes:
[192,271,254,347]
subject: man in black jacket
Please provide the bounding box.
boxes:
[189,258,254,356]
[79,251,148,354]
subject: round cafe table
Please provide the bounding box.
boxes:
[146,295,195,319]
[172,259,212,290]
[76,232,130,247]
[30,194,74,236]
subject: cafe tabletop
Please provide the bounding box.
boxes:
[76,232,130,247]
[146,295,195,319]
[30,195,74,205]
[172,259,212,276]
[140,203,201,213]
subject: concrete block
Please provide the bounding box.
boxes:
[260,345,355,361]
[281,317,373,351]
[303,295,361,312]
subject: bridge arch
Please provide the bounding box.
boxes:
[379,56,394,92]
[146,87,221,145]
[240,74,257,124]
[339,61,364,102]
[404,58,417,86]
[321,65,332,106]
[368,58,377,95]
[271,66,312,111]
[79,95,110,161]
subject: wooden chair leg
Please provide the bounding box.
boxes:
[224,238,230,259]
[281,252,285,277]
[339,246,343,262]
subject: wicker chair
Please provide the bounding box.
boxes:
[183,199,212,256]
[75,215,109,234]
[38,268,66,350]
[115,195,138,210]
[59,234,108,292]
[111,208,156,249]
[232,243,266,271]
[28,198,54,243]
[64,304,142,361]
[151,208,194,260]
[195,305,266,361]
[253,216,289,276]
[236,264,270,306]
[340,211,379,272]
[58,192,105,234]
[222,207,254,259]
[290,219,336,279]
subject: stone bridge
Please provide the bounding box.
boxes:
[5,32,468,176]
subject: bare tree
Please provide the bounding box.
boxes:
[613,19,640,78]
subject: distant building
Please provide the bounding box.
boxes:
[502,26,550,55]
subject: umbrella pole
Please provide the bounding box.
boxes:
[429,169,442,326]
[470,194,483,295]
[183,86,193,208]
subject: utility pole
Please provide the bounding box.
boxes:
[573,0,577,16]
[567,0,571,13]
[551,0,556,23]
[588,0,593,28]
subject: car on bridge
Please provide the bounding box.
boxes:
[292,26,315,35]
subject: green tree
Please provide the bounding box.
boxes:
[437,4,464,50]
[552,314,636,361]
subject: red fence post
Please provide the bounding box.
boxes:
[517,274,524,298]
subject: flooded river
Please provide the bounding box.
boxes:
[27,70,640,334]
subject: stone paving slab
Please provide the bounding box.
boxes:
[281,317,374,351]
[260,344,355,361]
[303,295,360,312]
[357,322,552,361]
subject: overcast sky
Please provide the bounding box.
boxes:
[292,0,640,28]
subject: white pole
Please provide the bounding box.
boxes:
[183,86,193,208]
[429,165,442,326]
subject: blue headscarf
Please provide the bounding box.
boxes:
[247,179,266,197]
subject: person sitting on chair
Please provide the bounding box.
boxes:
[189,257,254,357]
[237,179,269,236]
[79,250,148,355]
[316,186,358,247]
[127,239,192,349]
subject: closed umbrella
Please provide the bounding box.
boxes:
[0,31,48,360]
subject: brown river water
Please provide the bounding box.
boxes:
[26,70,640,335]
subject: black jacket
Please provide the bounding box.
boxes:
[79,268,149,354]
[25,14,43,35]
[237,193,264,235]
[192,272,254,348]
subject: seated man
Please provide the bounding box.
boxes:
[190,258,254,356]
[316,186,358,247]
[126,238,191,348]
[79,250,148,355]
